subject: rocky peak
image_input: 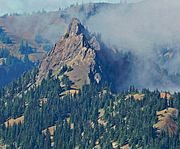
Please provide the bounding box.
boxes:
[68,18,81,36]
[36,18,103,88]
[67,18,89,38]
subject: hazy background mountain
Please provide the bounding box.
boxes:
[0,0,143,15]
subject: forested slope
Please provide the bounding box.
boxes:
[0,69,179,149]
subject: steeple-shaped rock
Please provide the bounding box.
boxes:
[36,18,102,89]
[67,18,88,36]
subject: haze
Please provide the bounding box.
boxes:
[0,0,143,16]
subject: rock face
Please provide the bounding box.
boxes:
[36,18,103,89]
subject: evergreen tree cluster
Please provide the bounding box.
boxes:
[19,40,35,55]
[0,27,12,44]
[0,49,34,88]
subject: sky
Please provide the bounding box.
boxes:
[0,0,143,16]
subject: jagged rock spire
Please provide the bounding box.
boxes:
[36,18,103,88]
[67,18,89,38]
[68,18,82,35]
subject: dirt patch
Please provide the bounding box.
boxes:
[5,116,24,127]
[42,125,56,136]
[121,144,130,149]
[60,89,79,97]
[70,123,74,129]
[125,93,145,101]
[153,108,178,136]
[112,141,119,148]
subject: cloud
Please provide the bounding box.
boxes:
[88,0,180,54]
[86,0,180,90]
